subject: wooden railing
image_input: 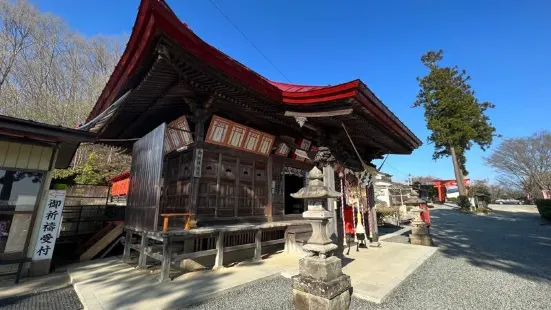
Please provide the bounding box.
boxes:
[123,220,310,282]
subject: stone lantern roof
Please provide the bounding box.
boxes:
[291,167,341,200]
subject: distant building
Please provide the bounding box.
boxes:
[374,173,417,206]
[446,186,460,199]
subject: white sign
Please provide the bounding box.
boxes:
[193,149,203,178]
[32,190,66,261]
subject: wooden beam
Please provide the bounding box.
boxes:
[214,231,225,269]
[137,234,149,269]
[284,109,353,118]
[159,236,173,282]
[119,78,180,138]
[122,230,132,262]
[253,229,262,261]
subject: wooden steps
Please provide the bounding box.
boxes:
[79,223,124,261]
[76,222,120,256]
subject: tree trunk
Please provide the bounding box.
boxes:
[450,145,467,196]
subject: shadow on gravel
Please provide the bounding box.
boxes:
[0,286,82,310]
[378,225,405,237]
[430,209,551,283]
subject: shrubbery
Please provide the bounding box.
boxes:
[376,206,397,218]
[447,197,458,203]
[536,199,551,221]
[457,195,472,210]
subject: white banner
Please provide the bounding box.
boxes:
[32,190,66,261]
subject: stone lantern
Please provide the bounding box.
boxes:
[291,166,352,310]
[408,199,434,246]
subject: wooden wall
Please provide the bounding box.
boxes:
[0,141,52,171]
[126,123,165,231]
[161,143,313,222]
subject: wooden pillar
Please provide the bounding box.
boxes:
[323,165,337,243]
[266,156,273,220]
[189,147,203,228]
[253,229,262,261]
[137,233,149,269]
[193,108,209,142]
[122,230,132,262]
[159,236,172,282]
[368,184,380,246]
[188,108,209,227]
[215,153,222,217]
[234,157,240,217]
[214,231,225,269]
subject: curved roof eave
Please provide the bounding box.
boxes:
[86,0,421,149]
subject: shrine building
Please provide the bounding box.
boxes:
[80,0,422,281]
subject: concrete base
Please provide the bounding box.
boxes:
[293,287,351,310]
[26,259,51,277]
[292,255,352,309]
[409,234,434,246]
[369,241,381,248]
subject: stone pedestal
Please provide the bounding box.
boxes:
[292,256,352,310]
[408,209,434,246]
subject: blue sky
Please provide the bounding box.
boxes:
[33,0,550,183]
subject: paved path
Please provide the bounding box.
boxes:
[281,240,437,303]
[489,203,539,214]
[0,287,82,310]
[187,207,551,309]
[68,238,435,308]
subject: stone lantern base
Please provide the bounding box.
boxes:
[408,210,434,246]
[292,256,352,310]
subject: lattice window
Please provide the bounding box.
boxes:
[178,152,193,179]
[258,136,273,155]
[238,182,254,216]
[209,118,230,142]
[228,125,246,148]
[255,161,266,183]
[243,130,261,151]
[240,163,253,182]
[218,182,236,217]
[221,155,237,180]
[169,157,179,179]
[197,181,216,215]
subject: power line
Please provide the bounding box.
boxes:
[208,0,292,83]
[384,162,409,177]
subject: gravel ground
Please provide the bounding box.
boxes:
[0,286,82,310]
[381,232,410,244]
[185,207,551,310]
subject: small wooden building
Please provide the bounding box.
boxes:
[80,0,422,281]
[0,115,95,282]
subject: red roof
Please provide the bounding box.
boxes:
[87,0,421,148]
[267,81,330,93]
[110,171,130,183]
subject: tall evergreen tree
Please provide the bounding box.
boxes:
[413,50,496,196]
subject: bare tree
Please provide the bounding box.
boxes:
[411,175,437,185]
[0,0,37,96]
[0,0,130,184]
[485,131,551,199]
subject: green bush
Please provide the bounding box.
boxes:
[536,199,551,220]
[376,206,397,218]
[447,197,458,203]
[457,195,471,210]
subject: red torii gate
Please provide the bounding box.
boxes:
[432,178,470,202]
